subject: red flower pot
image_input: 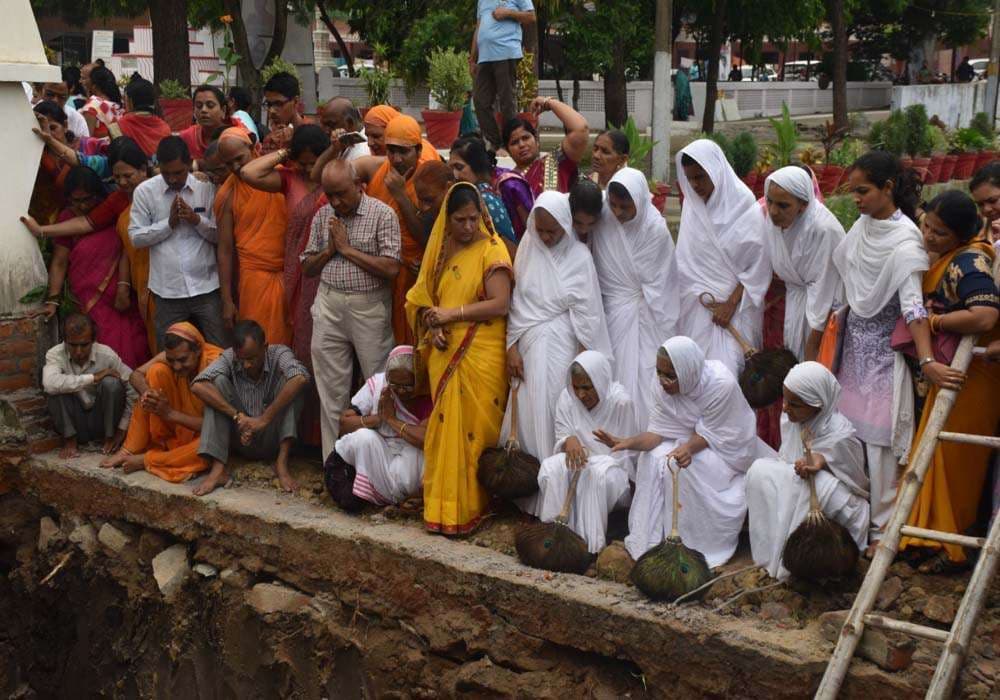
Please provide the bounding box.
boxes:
[158,98,192,132]
[422,109,462,149]
[975,150,998,172]
[939,154,958,182]
[911,156,931,184]
[742,172,759,192]
[752,169,772,198]
[651,183,671,213]
[819,165,846,195]
[954,152,979,180]
[925,154,944,184]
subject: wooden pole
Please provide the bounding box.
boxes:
[814,335,978,699]
[652,0,673,184]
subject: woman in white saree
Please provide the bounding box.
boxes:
[536,351,638,553]
[502,192,612,472]
[674,139,770,376]
[746,361,870,580]
[591,167,678,427]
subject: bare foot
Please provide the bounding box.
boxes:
[121,453,146,474]
[58,438,80,459]
[100,449,129,469]
[274,461,298,493]
[864,541,880,559]
[192,463,230,497]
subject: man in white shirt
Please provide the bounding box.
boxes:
[43,314,137,459]
[129,135,227,348]
[26,81,90,138]
[317,97,372,162]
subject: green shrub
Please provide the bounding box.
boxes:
[158,79,189,100]
[903,104,932,157]
[728,131,758,178]
[868,112,907,157]
[927,124,949,154]
[261,57,301,94]
[953,127,991,153]
[828,138,865,168]
[427,49,472,112]
[971,111,995,140]
[768,103,797,167]
[397,10,469,90]
[360,67,392,107]
[827,195,860,231]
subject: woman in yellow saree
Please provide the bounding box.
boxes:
[899,191,1000,572]
[406,182,513,535]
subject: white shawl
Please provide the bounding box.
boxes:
[779,361,869,499]
[674,139,771,367]
[507,191,612,356]
[648,336,760,472]
[591,167,678,425]
[763,167,846,359]
[553,350,639,456]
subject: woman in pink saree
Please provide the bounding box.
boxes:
[37,166,149,368]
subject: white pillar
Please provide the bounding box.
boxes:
[986,0,1000,125]
[0,1,60,315]
[651,0,672,184]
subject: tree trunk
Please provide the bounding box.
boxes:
[224,0,289,120]
[828,0,848,130]
[604,44,628,127]
[572,77,580,111]
[702,0,726,133]
[316,0,354,76]
[536,7,548,79]
[149,0,191,87]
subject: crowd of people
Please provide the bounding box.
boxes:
[24,57,1000,580]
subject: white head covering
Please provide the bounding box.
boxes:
[609,167,659,236]
[780,362,869,498]
[553,350,638,460]
[762,167,846,359]
[385,345,415,374]
[649,336,761,472]
[676,139,756,232]
[507,191,612,357]
[831,187,928,319]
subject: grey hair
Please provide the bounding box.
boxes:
[569,361,589,379]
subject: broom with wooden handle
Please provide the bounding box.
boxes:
[515,466,591,573]
[477,379,541,499]
[698,291,797,408]
[781,427,859,581]
[631,456,712,601]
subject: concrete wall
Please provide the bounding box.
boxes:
[318,70,892,128]
[891,83,987,129]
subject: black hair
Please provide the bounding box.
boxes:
[89,66,122,104]
[607,181,632,203]
[62,312,95,339]
[108,136,149,172]
[680,153,697,168]
[450,136,496,179]
[192,84,228,113]
[597,129,630,155]
[502,117,537,147]
[62,65,83,95]
[569,179,604,218]
[851,151,922,221]
[290,124,330,159]
[925,190,983,243]
[156,135,192,166]
[64,165,106,199]
[33,100,67,126]
[227,85,253,112]
[233,319,266,349]
[263,71,300,99]
[446,184,481,215]
[164,333,197,351]
[970,161,1000,191]
[125,76,157,112]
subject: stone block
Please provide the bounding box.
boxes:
[37,516,59,551]
[819,611,915,672]
[193,563,218,578]
[97,523,131,554]
[246,582,311,615]
[152,544,190,600]
[923,595,956,625]
[68,522,97,555]
[876,576,903,611]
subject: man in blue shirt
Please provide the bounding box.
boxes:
[471,0,536,150]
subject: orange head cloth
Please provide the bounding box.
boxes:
[385,115,422,148]
[219,126,260,156]
[364,104,401,128]
[165,322,205,346]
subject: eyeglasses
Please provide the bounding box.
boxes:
[264,99,289,109]
[388,380,415,392]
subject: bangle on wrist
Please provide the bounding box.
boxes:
[117,281,131,288]
[919,356,935,368]
[399,422,408,439]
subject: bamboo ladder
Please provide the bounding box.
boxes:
[815,335,1000,699]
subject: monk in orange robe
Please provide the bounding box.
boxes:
[362,104,401,156]
[215,129,291,345]
[355,115,443,343]
[101,322,223,485]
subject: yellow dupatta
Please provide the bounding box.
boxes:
[405,182,513,534]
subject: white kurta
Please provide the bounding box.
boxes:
[747,362,870,579]
[761,167,846,360]
[502,192,612,466]
[536,351,638,552]
[592,167,678,428]
[625,337,774,567]
[335,372,425,505]
[674,140,770,376]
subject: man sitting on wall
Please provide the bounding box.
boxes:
[43,313,136,459]
[191,320,309,496]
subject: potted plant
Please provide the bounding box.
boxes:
[812,119,847,188]
[970,111,998,170]
[925,123,949,184]
[728,131,759,182]
[868,111,907,161]
[903,105,932,181]
[157,79,192,132]
[359,66,392,116]
[422,48,472,148]
[951,128,989,179]
[753,145,777,198]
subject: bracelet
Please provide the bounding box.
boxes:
[398,422,408,439]
[361,415,369,428]
[460,305,465,321]
[232,411,243,423]
[44,300,58,307]
[919,356,935,367]
[117,281,131,288]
